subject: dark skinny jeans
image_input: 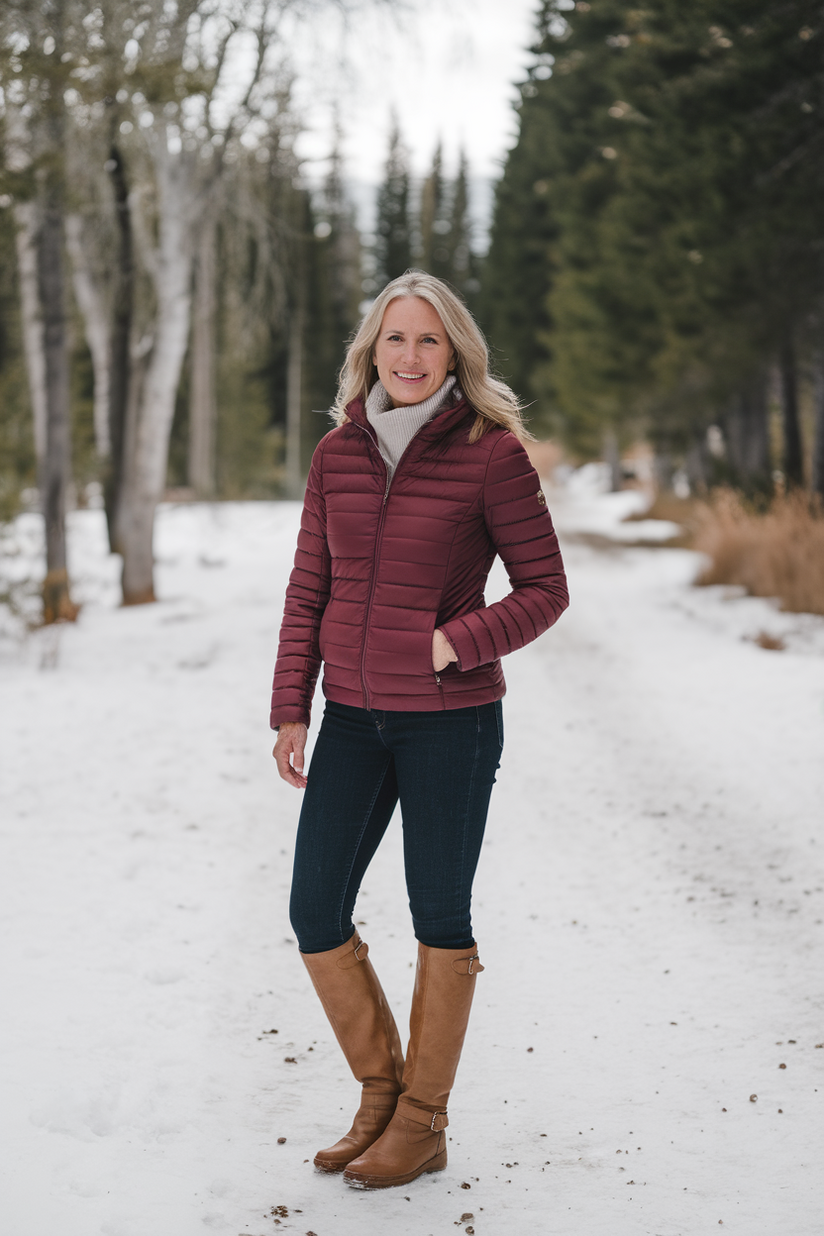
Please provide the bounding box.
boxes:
[289,699,504,954]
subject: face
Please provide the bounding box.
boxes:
[372,296,455,408]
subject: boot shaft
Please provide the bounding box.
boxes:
[301,933,404,1090]
[401,941,483,1113]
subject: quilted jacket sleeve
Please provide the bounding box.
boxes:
[439,433,568,672]
[270,443,331,728]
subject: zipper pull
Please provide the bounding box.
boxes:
[434,673,441,685]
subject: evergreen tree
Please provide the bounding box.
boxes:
[446,149,478,302]
[482,0,824,488]
[308,133,362,435]
[419,140,451,282]
[374,119,412,287]
[479,37,559,416]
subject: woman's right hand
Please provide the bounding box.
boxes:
[272,722,308,789]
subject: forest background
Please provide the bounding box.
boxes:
[1,0,824,620]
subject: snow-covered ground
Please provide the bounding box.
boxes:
[2,480,823,1236]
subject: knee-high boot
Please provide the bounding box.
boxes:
[300,932,404,1173]
[343,940,483,1189]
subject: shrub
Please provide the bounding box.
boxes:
[693,490,824,616]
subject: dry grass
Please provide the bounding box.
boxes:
[693,490,824,616]
[623,492,704,547]
[624,491,703,528]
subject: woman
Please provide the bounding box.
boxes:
[271,271,568,1190]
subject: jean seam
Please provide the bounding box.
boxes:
[455,709,483,942]
[334,754,393,942]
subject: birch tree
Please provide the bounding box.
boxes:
[188,204,218,497]
[5,0,386,606]
[70,0,369,603]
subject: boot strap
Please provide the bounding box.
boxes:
[336,937,369,969]
[452,952,484,975]
[396,1098,448,1131]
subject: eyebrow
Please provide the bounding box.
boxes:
[382,327,443,337]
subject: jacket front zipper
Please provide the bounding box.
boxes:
[357,428,390,710]
[356,421,445,711]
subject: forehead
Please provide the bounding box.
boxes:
[379,296,447,335]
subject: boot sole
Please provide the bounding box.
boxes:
[313,1157,348,1174]
[343,1148,447,1189]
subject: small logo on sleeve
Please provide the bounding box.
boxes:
[536,489,546,506]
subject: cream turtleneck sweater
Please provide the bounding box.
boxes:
[365,375,458,481]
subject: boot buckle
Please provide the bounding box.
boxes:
[467,953,480,975]
[430,1110,448,1132]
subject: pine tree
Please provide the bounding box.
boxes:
[447,149,477,301]
[482,0,824,487]
[479,26,560,419]
[419,140,452,282]
[308,131,362,436]
[374,119,412,287]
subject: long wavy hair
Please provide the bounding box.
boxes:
[332,270,533,444]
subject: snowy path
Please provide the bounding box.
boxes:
[2,496,823,1236]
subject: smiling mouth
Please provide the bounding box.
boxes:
[395,371,425,380]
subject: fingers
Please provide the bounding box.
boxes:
[431,628,458,672]
[289,726,307,789]
[272,723,308,789]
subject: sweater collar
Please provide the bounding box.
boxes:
[365,374,457,421]
[346,384,470,438]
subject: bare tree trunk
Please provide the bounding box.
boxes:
[285,290,305,499]
[812,352,824,500]
[65,213,111,458]
[740,375,770,484]
[26,0,78,625]
[779,339,804,488]
[603,427,622,493]
[188,211,217,497]
[116,140,194,604]
[685,434,709,493]
[38,181,78,623]
[652,448,674,493]
[106,145,135,552]
[14,201,48,470]
[722,375,771,495]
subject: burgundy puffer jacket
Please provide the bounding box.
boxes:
[270,394,568,728]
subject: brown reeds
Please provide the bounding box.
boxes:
[693,489,824,616]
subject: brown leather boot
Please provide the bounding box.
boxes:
[300,932,404,1173]
[343,941,483,1189]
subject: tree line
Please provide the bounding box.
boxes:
[12,0,817,624]
[0,0,478,618]
[481,0,824,497]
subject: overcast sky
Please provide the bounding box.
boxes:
[290,0,540,192]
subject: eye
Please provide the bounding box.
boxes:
[422,335,438,344]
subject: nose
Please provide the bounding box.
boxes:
[400,340,420,367]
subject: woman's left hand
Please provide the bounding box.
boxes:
[432,628,458,672]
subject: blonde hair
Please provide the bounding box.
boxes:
[332,270,533,444]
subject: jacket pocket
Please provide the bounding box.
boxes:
[362,608,439,687]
